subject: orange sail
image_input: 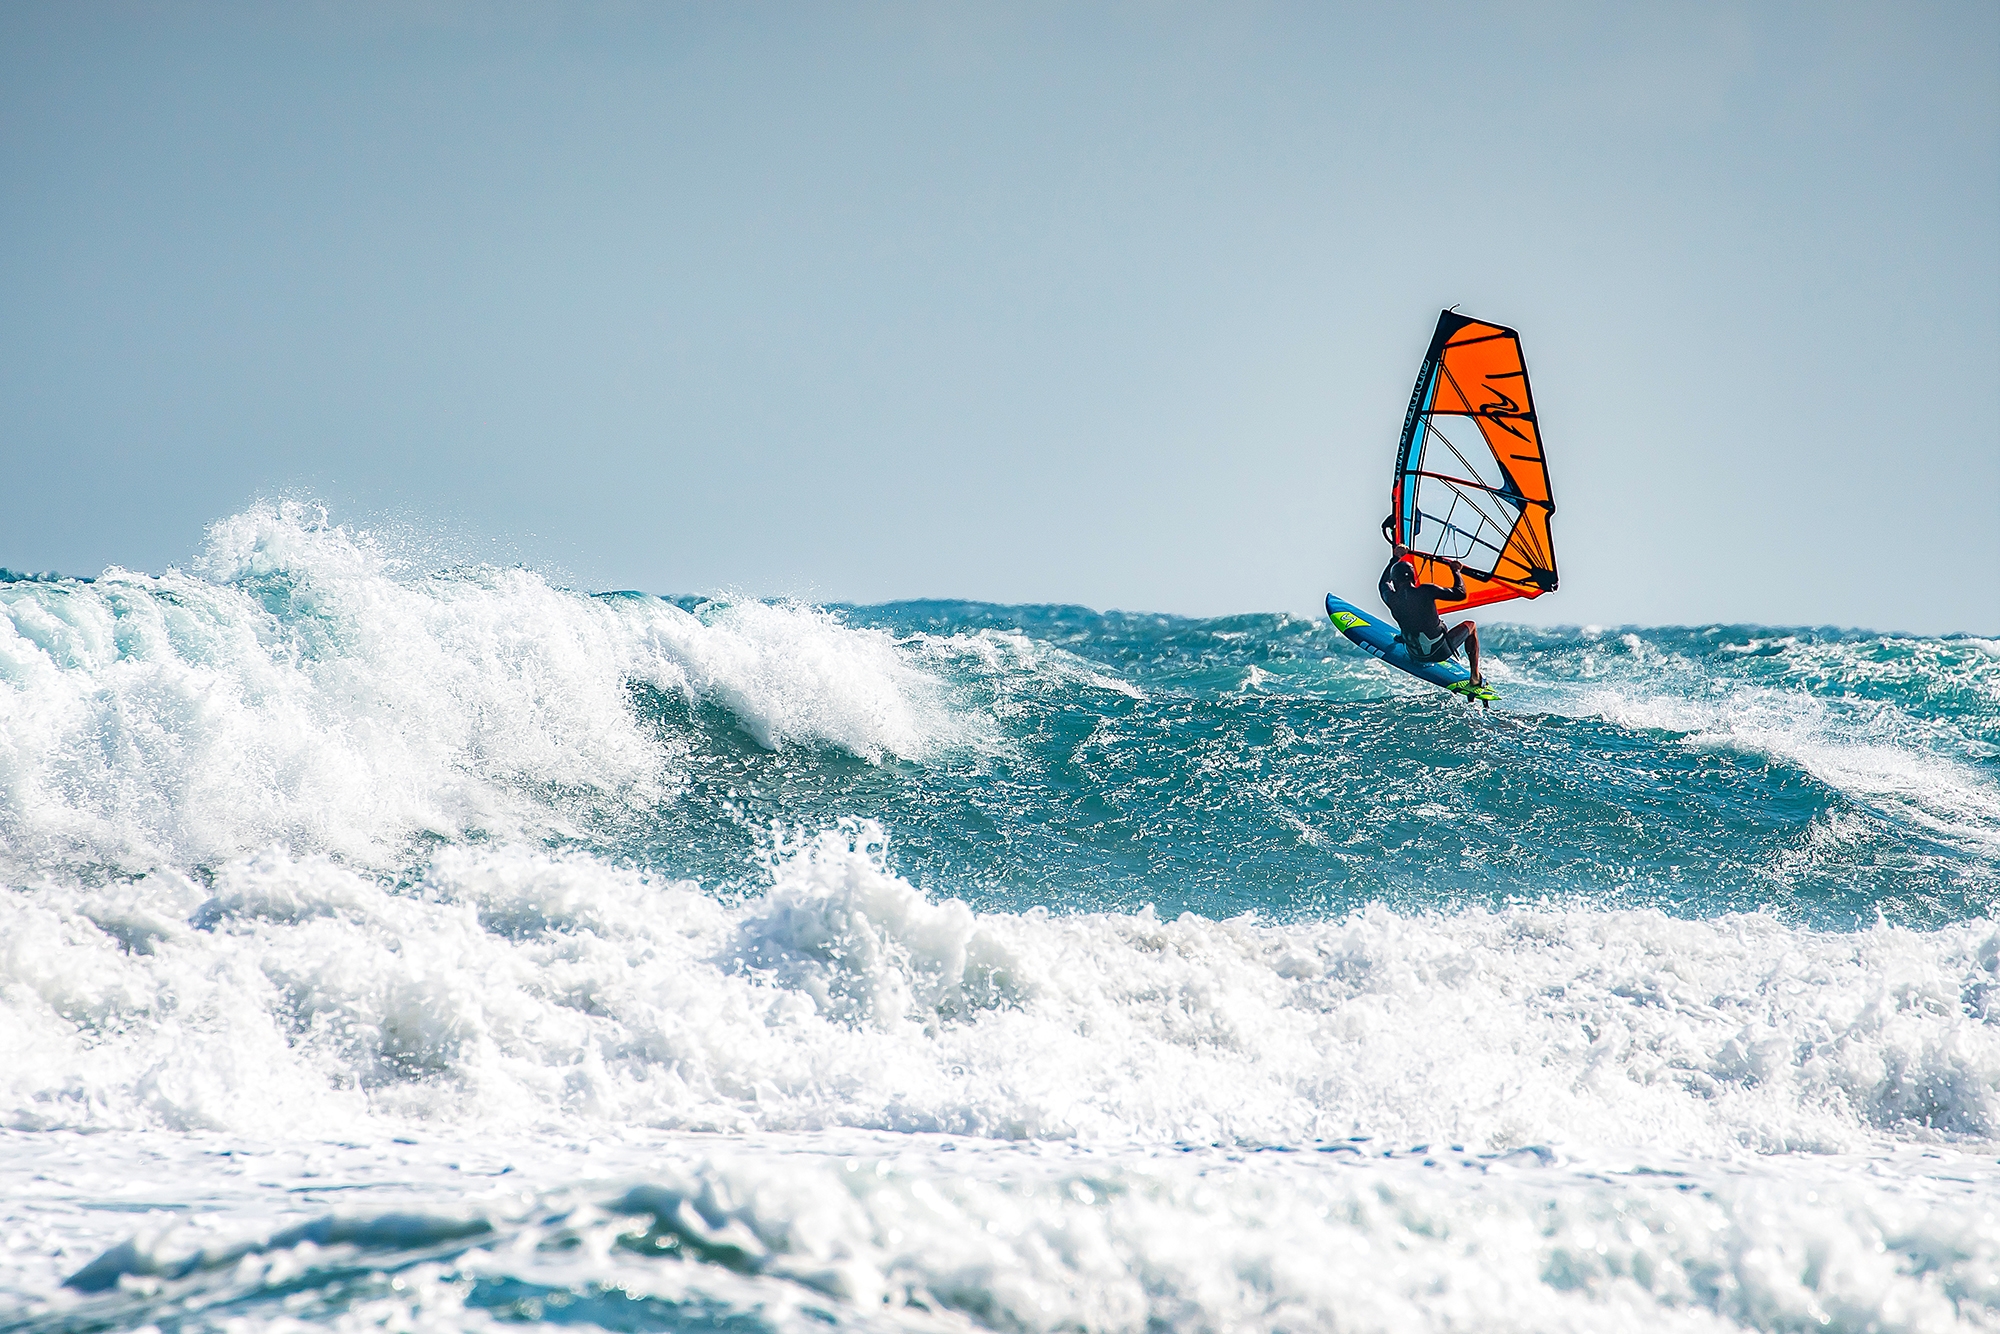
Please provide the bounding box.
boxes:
[1390,311,1557,610]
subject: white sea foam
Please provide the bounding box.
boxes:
[0,503,964,880]
[5,824,1996,1160]
[10,1128,1999,1333]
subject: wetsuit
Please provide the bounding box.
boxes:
[1379,557,1472,663]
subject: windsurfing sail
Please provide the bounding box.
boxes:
[1390,310,1557,610]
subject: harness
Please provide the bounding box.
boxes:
[1395,629,1453,664]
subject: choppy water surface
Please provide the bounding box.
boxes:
[3,503,1997,1332]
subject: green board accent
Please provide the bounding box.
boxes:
[1446,679,1501,703]
[1330,611,1366,631]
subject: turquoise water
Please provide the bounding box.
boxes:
[641,600,1996,929]
[3,503,1997,1332]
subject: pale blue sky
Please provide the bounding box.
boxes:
[3,2,1995,631]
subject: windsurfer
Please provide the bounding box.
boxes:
[1378,518,1483,686]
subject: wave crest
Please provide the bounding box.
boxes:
[0,503,966,882]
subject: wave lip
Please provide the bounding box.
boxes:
[637,594,975,762]
[62,1210,494,1294]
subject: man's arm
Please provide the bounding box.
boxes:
[1381,518,1414,562]
[1382,514,1398,545]
[1433,558,1468,603]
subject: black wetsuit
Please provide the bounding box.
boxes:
[1379,558,1471,663]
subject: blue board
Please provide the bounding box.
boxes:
[1325,592,1498,703]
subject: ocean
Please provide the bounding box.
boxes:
[3,501,1996,1332]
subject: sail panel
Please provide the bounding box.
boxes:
[1390,310,1557,611]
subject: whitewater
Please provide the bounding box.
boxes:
[2,502,1997,1332]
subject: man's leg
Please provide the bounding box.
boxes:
[1450,622,1482,684]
